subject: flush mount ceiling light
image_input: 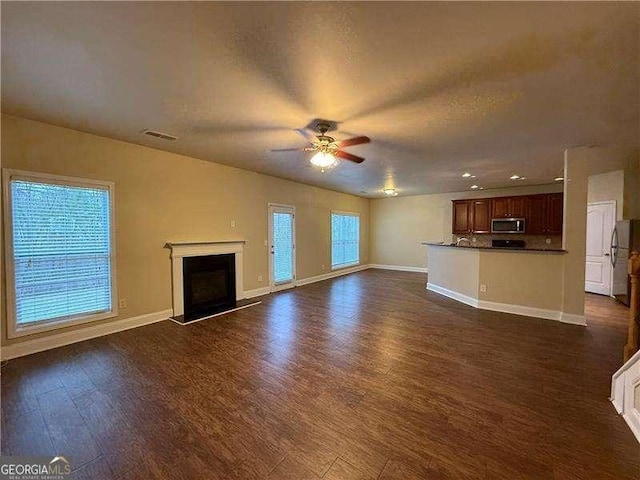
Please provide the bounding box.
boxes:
[510,174,521,180]
[383,188,398,196]
[310,151,338,170]
[462,173,475,178]
[555,177,564,181]
[471,185,480,189]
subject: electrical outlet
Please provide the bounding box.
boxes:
[472,237,477,243]
[263,239,268,247]
[545,238,552,245]
[258,275,263,282]
[231,220,236,228]
[480,284,487,293]
[321,264,326,270]
[119,298,128,309]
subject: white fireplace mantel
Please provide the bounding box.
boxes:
[165,241,245,317]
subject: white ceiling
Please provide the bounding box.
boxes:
[2,2,639,197]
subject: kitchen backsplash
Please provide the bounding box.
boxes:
[451,234,563,249]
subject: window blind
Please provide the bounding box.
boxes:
[273,212,293,283]
[10,179,113,326]
[331,213,360,268]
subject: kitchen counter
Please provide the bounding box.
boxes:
[422,242,567,254]
[422,243,582,324]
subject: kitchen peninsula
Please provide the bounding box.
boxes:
[422,243,582,324]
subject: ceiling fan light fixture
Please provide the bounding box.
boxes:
[310,151,338,169]
[383,188,398,196]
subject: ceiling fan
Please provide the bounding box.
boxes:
[272,121,370,169]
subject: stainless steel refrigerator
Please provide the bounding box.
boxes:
[611,219,640,306]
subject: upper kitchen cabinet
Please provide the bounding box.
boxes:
[452,199,492,234]
[546,193,564,234]
[452,200,472,234]
[525,193,564,235]
[492,196,526,218]
[452,193,563,236]
[471,199,492,233]
[525,194,548,234]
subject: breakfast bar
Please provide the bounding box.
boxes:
[422,242,580,324]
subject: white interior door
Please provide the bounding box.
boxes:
[585,201,615,295]
[268,204,296,292]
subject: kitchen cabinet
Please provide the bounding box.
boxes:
[546,193,564,234]
[525,193,563,235]
[452,199,492,234]
[525,195,548,234]
[492,196,526,218]
[471,199,492,233]
[452,193,564,236]
[452,200,472,234]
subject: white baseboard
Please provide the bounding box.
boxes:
[426,283,479,308]
[295,264,371,287]
[0,309,173,360]
[478,300,562,322]
[427,283,587,326]
[559,312,587,326]
[371,264,428,273]
[243,286,271,299]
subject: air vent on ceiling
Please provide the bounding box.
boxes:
[142,129,177,141]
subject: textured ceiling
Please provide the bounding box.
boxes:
[2,2,639,197]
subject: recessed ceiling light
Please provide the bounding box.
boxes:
[383,188,398,196]
[555,177,564,181]
[510,175,521,180]
[471,185,479,189]
[462,173,473,178]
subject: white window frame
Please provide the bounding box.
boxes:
[3,169,118,338]
[330,210,361,271]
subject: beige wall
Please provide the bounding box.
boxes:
[478,251,564,311]
[588,169,625,220]
[427,246,565,312]
[370,184,563,269]
[426,246,479,298]
[0,114,370,345]
[623,164,640,219]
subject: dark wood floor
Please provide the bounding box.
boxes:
[1,270,638,479]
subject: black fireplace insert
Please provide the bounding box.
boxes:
[182,253,236,321]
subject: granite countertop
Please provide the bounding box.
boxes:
[421,242,567,253]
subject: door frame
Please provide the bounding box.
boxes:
[268,203,296,293]
[585,200,616,296]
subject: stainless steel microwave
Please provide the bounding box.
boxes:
[491,218,525,234]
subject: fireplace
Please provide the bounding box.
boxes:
[183,253,236,321]
[165,241,261,325]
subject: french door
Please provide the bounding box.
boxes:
[268,204,296,292]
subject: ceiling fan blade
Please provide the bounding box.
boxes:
[295,128,317,142]
[337,136,370,148]
[335,150,365,164]
[270,147,305,152]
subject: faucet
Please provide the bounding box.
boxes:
[456,237,471,247]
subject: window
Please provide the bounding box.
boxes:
[331,212,360,269]
[3,170,116,338]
